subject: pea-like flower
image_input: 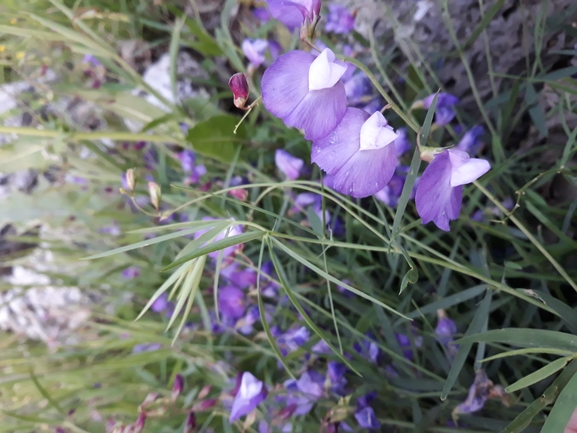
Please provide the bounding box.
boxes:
[312,109,398,198]
[262,48,348,140]
[242,39,269,68]
[415,149,490,231]
[266,0,321,31]
[229,372,268,422]
[414,93,458,126]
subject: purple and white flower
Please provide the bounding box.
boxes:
[415,149,490,231]
[229,372,268,422]
[312,109,398,198]
[262,48,348,140]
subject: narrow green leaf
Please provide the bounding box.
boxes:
[522,290,577,334]
[540,361,577,432]
[506,356,571,393]
[171,256,206,342]
[307,205,324,238]
[391,147,421,238]
[256,238,295,379]
[462,0,505,50]
[169,17,185,104]
[162,230,265,271]
[456,329,577,353]
[29,369,64,414]
[268,239,361,376]
[404,284,487,320]
[135,264,190,320]
[269,237,408,320]
[500,360,577,433]
[82,225,215,259]
[481,348,574,363]
[441,290,492,400]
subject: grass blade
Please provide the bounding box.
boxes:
[505,356,572,393]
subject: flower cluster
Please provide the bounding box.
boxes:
[246,1,492,231]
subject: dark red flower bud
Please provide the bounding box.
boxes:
[172,374,184,401]
[183,412,196,433]
[228,73,249,109]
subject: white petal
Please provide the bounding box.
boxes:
[359,111,398,151]
[308,48,347,91]
[450,157,491,187]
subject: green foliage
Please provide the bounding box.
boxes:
[0,0,576,432]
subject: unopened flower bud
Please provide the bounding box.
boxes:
[140,392,158,409]
[326,423,340,433]
[418,145,447,163]
[126,168,135,192]
[194,398,218,411]
[198,385,211,399]
[228,73,249,109]
[183,412,196,433]
[148,182,161,210]
[134,413,146,433]
[172,374,184,401]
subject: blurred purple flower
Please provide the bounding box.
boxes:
[236,305,262,334]
[453,370,493,415]
[291,192,331,225]
[457,125,484,155]
[328,361,347,395]
[355,407,380,429]
[394,128,412,156]
[373,173,405,207]
[178,150,207,184]
[122,266,140,279]
[218,286,246,319]
[242,39,269,68]
[354,334,379,363]
[275,149,304,180]
[266,0,321,31]
[172,374,184,401]
[194,218,244,260]
[279,326,310,356]
[325,5,355,33]
[220,263,257,289]
[312,338,331,354]
[253,7,271,22]
[132,343,161,353]
[415,149,490,231]
[229,372,267,422]
[262,48,348,140]
[297,370,325,399]
[436,310,458,346]
[420,93,459,126]
[83,54,101,67]
[151,292,174,315]
[344,72,373,107]
[396,332,423,361]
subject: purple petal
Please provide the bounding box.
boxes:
[266,0,306,30]
[355,406,380,429]
[242,39,269,67]
[448,149,491,187]
[218,286,246,319]
[296,370,324,399]
[457,125,484,155]
[229,372,267,422]
[275,149,304,180]
[325,5,356,34]
[262,50,313,121]
[415,151,462,231]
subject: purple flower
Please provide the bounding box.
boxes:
[312,109,398,198]
[415,149,491,231]
[393,128,412,156]
[242,39,269,68]
[236,305,261,334]
[278,326,310,355]
[354,334,379,363]
[151,292,173,314]
[325,5,355,34]
[82,54,101,67]
[436,311,458,345]
[122,266,140,279]
[453,370,492,415]
[422,93,458,126]
[229,372,267,422]
[291,192,331,225]
[297,370,325,399]
[373,173,405,207]
[275,149,304,180]
[328,361,347,395]
[343,72,373,107]
[253,7,271,22]
[194,218,244,259]
[457,125,484,155]
[266,0,321,30]
[218,286,246,319]
[220,263,257,289]
[262,48,348,140]
[395,332,423,361]
[178,150,207,184]
[132,343,162,353]
[172,374,184,401]
[355,407,380,429]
